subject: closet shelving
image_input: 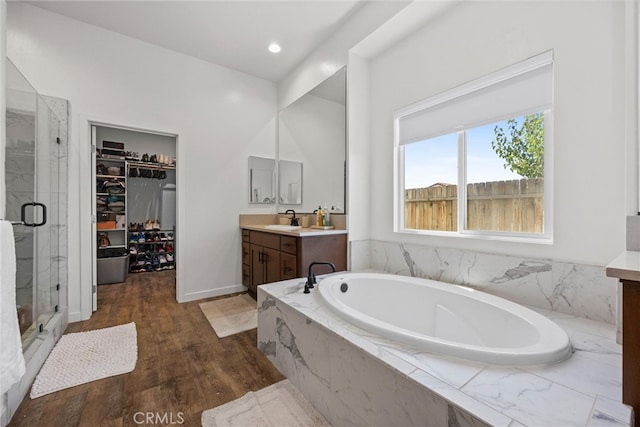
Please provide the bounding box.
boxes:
[126,160,177,273]
[127,160,176,170]
[96,157,127,250]
[127,229,176,273]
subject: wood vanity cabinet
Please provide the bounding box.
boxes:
[241,228,347,296]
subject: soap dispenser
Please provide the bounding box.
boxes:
[316,205,323,227]
[323,204,330,226]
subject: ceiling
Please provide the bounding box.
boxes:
[24,0,365,83]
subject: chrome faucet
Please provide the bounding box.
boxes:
[304,261,337,293]
[284,209,299,226]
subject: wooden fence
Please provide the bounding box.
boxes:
[405,178,544,233]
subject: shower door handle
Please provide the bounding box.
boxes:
[21,202,47,227]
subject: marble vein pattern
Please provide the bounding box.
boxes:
[258,276,630,427]
[355,239,618,324]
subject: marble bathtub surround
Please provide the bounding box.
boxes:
[258,277,631,427]
[349,240,617,325]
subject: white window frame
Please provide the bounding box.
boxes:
[393,52,554,243]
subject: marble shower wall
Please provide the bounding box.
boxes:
[350,240,617,325]
[6,110,36,309]
[5,94,68,335]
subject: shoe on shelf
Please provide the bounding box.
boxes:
[160,233,167,241]
[138,234,145,243]
[167,232,174,241]
[166,253,174,262]
[129,246,138,255]
[165,243,173,253]
[150,154,158,163]
[141,153,149,162]
[153,219,160,230]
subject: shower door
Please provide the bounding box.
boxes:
[5,59,62,349]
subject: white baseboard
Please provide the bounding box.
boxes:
[179,284,247,303]
[67,311,83,323]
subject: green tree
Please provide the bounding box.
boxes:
[491,113,544,178]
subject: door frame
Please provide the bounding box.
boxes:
[80,115,183,319]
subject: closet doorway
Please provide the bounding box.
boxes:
[91,124,177,311]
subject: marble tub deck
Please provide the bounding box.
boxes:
[257,274,632,427]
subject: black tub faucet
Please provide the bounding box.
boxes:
[285,209,298,226]
[304,262,337,293]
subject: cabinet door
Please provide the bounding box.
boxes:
[242,242,251,265]
[262,247,281,284]
[281,253,297,280]
[242,263,251,287]
[250,245,263,292]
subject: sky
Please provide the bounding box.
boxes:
[404,118,527,189]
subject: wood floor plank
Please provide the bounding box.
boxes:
[8,271,284,426]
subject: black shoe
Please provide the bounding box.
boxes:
[150,154,158,163]
[141,153,149,162]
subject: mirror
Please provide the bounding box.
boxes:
[279,67,346,212]
[279,160,302,204]
[248,156,276,204]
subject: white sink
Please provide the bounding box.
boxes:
[264,224,302,231]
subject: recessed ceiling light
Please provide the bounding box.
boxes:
[268,42,282,54]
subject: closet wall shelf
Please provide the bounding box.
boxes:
[129,241,174,245]
[98,245,127,249]
[127,161,176,171]
[97,192,127,196]
[97,174,126,179]
[97,155,125,161]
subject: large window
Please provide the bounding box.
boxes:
[394,51,553,241]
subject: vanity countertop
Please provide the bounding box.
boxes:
[241,224,348,237]
[606,251,640,282]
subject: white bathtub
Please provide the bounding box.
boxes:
[317,272,572,366]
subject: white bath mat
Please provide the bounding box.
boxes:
[30,322,137,398]
[201,379,331,427]
[199,293,257,338]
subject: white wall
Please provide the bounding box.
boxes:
[1,0,6,219]
[279,93,345,212]
[7,2,277,319]
[278,1,408,111]
[365,1,627,266]
[1,0,7,424]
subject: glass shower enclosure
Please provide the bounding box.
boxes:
[5,59,67,350]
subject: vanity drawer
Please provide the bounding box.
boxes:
[242,229,250,242]
[280,236,297,255]
[250,231,280,250]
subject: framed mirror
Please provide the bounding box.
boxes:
[279,160,302,204]
[278,67,346,212]
[248,156,276,204]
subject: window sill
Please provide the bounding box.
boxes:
[395,228,553,245]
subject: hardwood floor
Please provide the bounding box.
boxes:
[8,271,284,427]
